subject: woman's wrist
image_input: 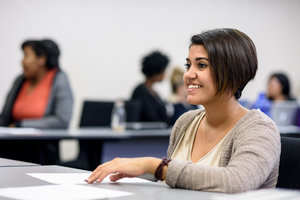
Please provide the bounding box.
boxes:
[154,157,172,181]
[143,157,162,175]
[142,157,172,181]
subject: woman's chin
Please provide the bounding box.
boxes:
[187,98,201,106]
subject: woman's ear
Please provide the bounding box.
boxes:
[38,55,46,66]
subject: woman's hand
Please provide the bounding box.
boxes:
[85,157,161,184]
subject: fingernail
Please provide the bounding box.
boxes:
[85,179,89,182]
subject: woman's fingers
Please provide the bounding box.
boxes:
[85,157,157,184]
[86,159,119,183]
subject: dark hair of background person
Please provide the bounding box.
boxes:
[21,39,60,69]
[141,51,169,78]
[268,72,291,100]
[190,28,258,99]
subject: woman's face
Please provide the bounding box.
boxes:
[22,46,44,79]
[183,45,217,105]
[267,77,283,99]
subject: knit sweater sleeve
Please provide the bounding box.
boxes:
[165,110,281,193]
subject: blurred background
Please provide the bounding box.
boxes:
[1,0,300,128]
[1,0,300,161]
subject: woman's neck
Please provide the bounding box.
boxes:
[273,94,287,102]
[144,78,155,94]
[29,67,48,86]
[203,96,248,129]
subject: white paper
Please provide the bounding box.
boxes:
[27,173,151,185]
[0,185,132,200]
[0,127,41,135]
[212,189,300,200]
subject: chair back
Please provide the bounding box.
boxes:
[277,136,300,189]
[79,100,114,127]
[125,100,142,122]
[79,100,142,127]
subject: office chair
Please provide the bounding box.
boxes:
[79,101,114,127]
[276,136,300,189]
[61,100,142,170]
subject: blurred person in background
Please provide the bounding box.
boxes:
[168,67,198,125]
[131,50,170,123]
[0,39,73,164]
[252,72,296,116]
[267,72,295,102]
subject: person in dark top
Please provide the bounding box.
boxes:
[267,72,295,101]
[131,50,169,123]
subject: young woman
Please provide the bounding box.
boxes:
[86,28,280,193]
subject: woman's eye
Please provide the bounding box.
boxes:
[184,63,191,70]
[198,63,207,69]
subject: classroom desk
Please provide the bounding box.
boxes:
[0,157,39,167]
[278,125,300,138]
[0,127,171,140]
[0,165,216,200]
[1,126,300,170]
[0,128,171,170]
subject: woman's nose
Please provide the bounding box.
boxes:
[185,66,197,79]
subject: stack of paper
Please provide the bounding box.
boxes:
[0,172,153,200]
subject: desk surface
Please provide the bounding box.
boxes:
[1,125,300,140]
[278,125,300,137]
[0,127,171,140]
[0,157,39,167]
[0,165,215,200]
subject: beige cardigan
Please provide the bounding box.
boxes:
[165,109,281,193]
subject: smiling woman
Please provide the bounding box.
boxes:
[86,28,280,194]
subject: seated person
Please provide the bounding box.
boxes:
[86,28,280,193]
[252,72,296,115]
[131,50,170,123]
[267,72,295,102]
[169,67,198,125]
[0,39,73,164]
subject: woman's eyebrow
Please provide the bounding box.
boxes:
[186,57,209,62]
[195,57,209,61]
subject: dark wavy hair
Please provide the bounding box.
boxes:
[21,39,60,69]
[141,51,169,78]
[190,28,258,99]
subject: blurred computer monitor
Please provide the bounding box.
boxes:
[270,101,299,126]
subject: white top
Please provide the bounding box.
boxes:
[171,112,228,166]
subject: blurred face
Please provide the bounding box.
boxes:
[267,77,283,99]
[22,46,44,79]
[183,45,217,105]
